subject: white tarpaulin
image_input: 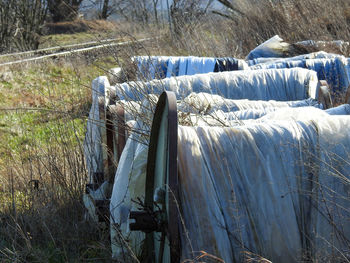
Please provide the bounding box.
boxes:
[84,76,109,182]
[109,106,350,262]
[247,51,343,67]
[112,68,319,102]
[85,67,319,191]
[326,104,350,115]
[256,106,350,123]
[178,92,322,115]
[177,115,350,262]
[249,57,350,95]
[132,56,249,80]
[109,124,148,261]
[246,35,291,60]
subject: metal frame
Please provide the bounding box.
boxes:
[105,101,127,187]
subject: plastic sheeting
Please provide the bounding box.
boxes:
[256,107,338,122]
[84,76,109,182]
[85,67,319,188]
[177,115,350,262]
[112,68,319,102]
[247,51,343,67]
[246,35,291,60]
[110,123,148,260]
[326,104,350,115]
[305,58,350,94]
[109,105,349,262]
[132,56,249,80]
[132,56,169,80]
[178,92,322,115]
[250,56,350,94]
[224,107,280,120]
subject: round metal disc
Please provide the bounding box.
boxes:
[145,91,180,263]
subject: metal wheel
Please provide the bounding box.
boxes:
[130,91,180,263]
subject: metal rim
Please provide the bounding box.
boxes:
[145,91,180,263]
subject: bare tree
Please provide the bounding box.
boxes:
[0,0,48,53]
[48,0,83,22]
[152,0,159,24]
[0,0,16,52]
[100,0,109,19]
[92,0,163,23]
[212,0,252,20]
[170,0,213,36]
[115,0,152,23]
[92,0,113,19]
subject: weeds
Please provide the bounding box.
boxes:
[0,1,350,262]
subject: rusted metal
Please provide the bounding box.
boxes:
[144,91,180,263]
[116,104,126,162]
[166,92,180,263]
[106,107,116,184]
[102,102,127,188]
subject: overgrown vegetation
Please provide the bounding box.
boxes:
[0,0,350,262]
[0,57,115,262]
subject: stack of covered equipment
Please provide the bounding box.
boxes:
[132,55,249,80]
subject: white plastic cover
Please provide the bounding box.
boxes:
[110,122,148,260]
[247,51,343,67]
[112,68,319,102]
[224,107,280,120]
[133,56,249,80]
[132,56,169,80]
[305,57,350,93]
[177,115,350,262]
[178,92,322,115]
[83,76,109,182]
[87,67,319,198]
[249,55,350,94]
[179,56,216,76]
[109,105,350,262]
[246,35,291,60]
[256,106,332,122]
[325,104,350,115]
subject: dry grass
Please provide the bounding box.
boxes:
[0,0,350,262]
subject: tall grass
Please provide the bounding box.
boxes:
[0,1,350,262]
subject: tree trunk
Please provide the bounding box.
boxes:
[153,0,159,25]
[48,0,82,22]
[101,0,109,19]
